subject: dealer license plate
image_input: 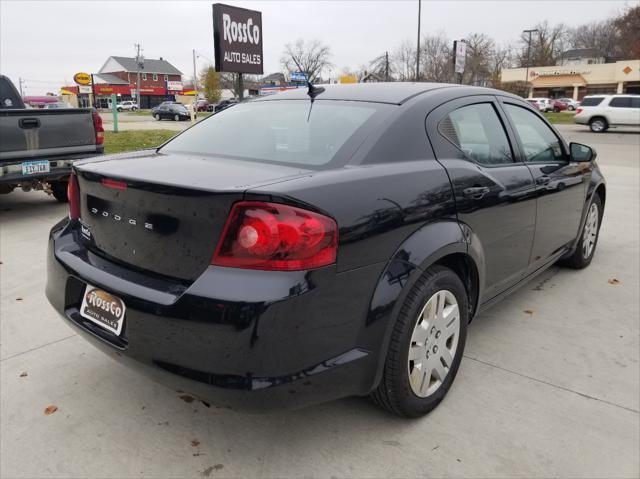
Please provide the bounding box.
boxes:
[21,160,50,175]
[79,284,126,335]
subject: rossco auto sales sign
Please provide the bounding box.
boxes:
[212,3,263,75]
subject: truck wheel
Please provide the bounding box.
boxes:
[589,117,608,133]
[371,265,468,417]
[132,107,137,111]
[558,194,602,269]
[51,181,68,203]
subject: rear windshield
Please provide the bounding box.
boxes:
[581,97,604,106]
[161,99,387,168]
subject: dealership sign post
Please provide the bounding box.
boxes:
[453,40,467,82]
[212,3,263,99]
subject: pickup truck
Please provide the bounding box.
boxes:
[0,75,104,201]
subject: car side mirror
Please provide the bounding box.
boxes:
[570,142,596,162]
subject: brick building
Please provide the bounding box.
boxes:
[95,56,183,109]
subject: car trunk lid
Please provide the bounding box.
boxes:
[75,150,312,281]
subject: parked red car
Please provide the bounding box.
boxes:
[550,100,568,112]
[196,100,209,112]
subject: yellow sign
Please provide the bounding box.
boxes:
[339,74,357,84]
[73,72,91,86]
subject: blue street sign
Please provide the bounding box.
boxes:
[290,71,307,82]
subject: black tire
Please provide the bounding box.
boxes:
[554,107,560,113]
[558,194,603,269]
[132,107,137,111]
[589,117,608,133]
[174,114,180,121]
[568,105,575,111]
[154,113,161,121]
[117,107,122,112]
[371,265,469,417]
[50,181,68,203]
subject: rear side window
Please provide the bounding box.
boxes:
[439,103,513,166]
[504,104,565,163]
[609,97,632,108]
[632,97,640,108]
[581,97,604,106]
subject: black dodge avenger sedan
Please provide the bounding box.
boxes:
[46,83,605,417]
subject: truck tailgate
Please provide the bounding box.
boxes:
[0,108,99,162]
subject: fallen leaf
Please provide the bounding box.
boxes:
[191,439,200,447]
[44,405,58,415]
[19,371,28,377]
[523,310,534,315]
[608,278,621,285]
[201,467,214,477]
[15,297,23,301]
[180,394,195,403]
[213,464,224,471]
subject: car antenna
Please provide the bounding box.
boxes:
[290,57,325,121]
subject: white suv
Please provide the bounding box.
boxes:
[574,94,640,132]
[116,101,138,112]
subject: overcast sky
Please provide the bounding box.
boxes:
[0,0,630,94]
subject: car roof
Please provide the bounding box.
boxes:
[257,82,481,105]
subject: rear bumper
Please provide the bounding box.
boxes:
[46,219,384,411]
[573,115,589,125]
[0,151,103,185]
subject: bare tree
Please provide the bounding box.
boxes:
[281,39,332,82]
[569,19,619,60]
[391,39,416,81]
[489,45,514,88]
[462,32,495,86]
[517,21,569,67]
[419,34,453,82]
[368,52,393,81]
[613,4,640,59]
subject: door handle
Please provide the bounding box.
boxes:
[19,118,40,129]
[462,186,490,199]
[536,176,551,185]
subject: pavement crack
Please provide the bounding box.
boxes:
[463,354,640,414]
[1,334,77,362]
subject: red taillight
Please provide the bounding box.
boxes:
[575,108,583,114]
[101,178,127,190]
[92,110,104,145]
[67,170,81,220]
[212,201,338,271]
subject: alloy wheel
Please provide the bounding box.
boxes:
[582,203,599,259]
[407,290,460,398]
[591,120,605,132]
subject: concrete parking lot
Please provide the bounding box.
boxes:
[1,125,638,478]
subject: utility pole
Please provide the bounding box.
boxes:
[385,51,390,81]
[192,49,198,94]
[416,0,422,81]
[18,77,24,97]
[237,73,244,101]
[135,43,143,109]
[523,29,538,98]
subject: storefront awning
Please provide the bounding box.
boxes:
[531,74,586,88]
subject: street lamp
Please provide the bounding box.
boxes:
[523,28,538,97]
